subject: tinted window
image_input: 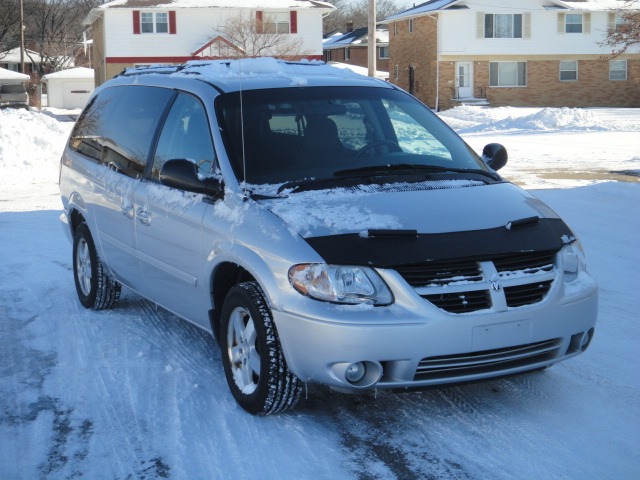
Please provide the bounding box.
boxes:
[216,87,484,185]
[70,85,174,178]
[152,92,216,181]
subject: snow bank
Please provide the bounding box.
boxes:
[0,109,74,187]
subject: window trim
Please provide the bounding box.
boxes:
[394,64,399,80]
[565,13,583,33]
[609,60,628,81]
[489,61,527,88]
[484,13,523,39]
[379,46,389,59]
[559,60,578,82]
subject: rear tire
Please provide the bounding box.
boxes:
[73,223,121,310]
[220,282,302,415]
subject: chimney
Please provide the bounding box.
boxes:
[347,21,354,33]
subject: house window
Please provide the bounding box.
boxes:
[326,50,332,62]
[140,12,169,34]
[344,47,350,60]
[485,14,523,38]
[559,61,578,81]
[565,14,583,33]
[379,46,389,59]
[489,62,527,87]
[394,65,399,80]
[609,60,627,80]
[264,12,291,34]
[141,13,154,33]
[393,22,398,36]
[409,19,414,33]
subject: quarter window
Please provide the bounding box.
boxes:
[609,60,627,80]
[489,62,527,87]
[559,61,578,81]
[485,14,523,38]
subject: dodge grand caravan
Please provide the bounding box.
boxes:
[59,59,597,414]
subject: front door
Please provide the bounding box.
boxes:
[456,62,473,98]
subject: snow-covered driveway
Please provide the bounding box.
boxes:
[1,107,638,479]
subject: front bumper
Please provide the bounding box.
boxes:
[273,274,598,391]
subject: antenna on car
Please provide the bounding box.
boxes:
[238,58,248,199]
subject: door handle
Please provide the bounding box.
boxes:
[136,208,151,225]
[121,205,134,219]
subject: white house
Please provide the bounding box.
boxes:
[383,0,640,109]
[42,67,95,109]
[83,0,335,86]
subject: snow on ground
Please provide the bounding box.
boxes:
[0,105,639,479]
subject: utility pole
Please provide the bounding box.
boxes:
[20,0,25,74]
[367,0,376,77]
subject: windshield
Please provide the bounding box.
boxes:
[215,86,486,186]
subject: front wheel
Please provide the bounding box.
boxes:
[220,282,302,415]
[73,223,121,310]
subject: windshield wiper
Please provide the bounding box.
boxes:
[276,177,339,194]
[334,164,500,181]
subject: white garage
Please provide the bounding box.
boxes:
[42,67,95,109]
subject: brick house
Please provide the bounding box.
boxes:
[383,0,640,110]
[83,0,335,86]
[323,24,390,73]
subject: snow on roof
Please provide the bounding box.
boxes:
[42,67,95,81]
[0,67,30,82]
[323,28,389,50]
[383,0,631,22]
[96,0,334,10]
[119,57,385,91]
[0,47,42,64]
[327,61,388,80]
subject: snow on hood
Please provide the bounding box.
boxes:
[260,181,557,238]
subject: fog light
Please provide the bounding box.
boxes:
[345,362,366,383]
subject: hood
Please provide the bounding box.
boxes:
[262,181,559,238]
[260,181,573,267]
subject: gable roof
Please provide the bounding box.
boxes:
[382,0,630,23]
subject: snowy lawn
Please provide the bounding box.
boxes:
[0,106,638,479]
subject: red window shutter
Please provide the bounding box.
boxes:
[169,11,176,34]
[290,11,297,34]
[256,10,263,34]
[133,10,140,34]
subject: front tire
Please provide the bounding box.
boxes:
[220,282,302,415]
[73,223,121,310]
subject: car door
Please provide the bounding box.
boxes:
[132,92,216,328]
[69,85,174,288]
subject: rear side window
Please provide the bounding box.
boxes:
[1,84,27,94]
[70,85,174,178]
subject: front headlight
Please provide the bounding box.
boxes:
[288,264,393,306]
[560,241,587,282]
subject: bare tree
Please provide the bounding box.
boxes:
[24,0,100,73]
[0,0,22,56]
[323,0,406,34]
[216,9,310,59]
[600,0,640,57]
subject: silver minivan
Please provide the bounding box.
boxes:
[59,59,597,414]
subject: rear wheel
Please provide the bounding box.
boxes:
[73,223,121,310]
[220,282,302,415]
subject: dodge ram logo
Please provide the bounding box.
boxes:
[491,280,502,292]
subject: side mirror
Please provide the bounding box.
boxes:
[482,143,508,171]
[160,159,223,196]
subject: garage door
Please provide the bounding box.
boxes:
[62,81,92,109]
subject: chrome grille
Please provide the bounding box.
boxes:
[414,339,562,381]
[505,280,554,307]
[423,290,491,314]
[394,251,558,314]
